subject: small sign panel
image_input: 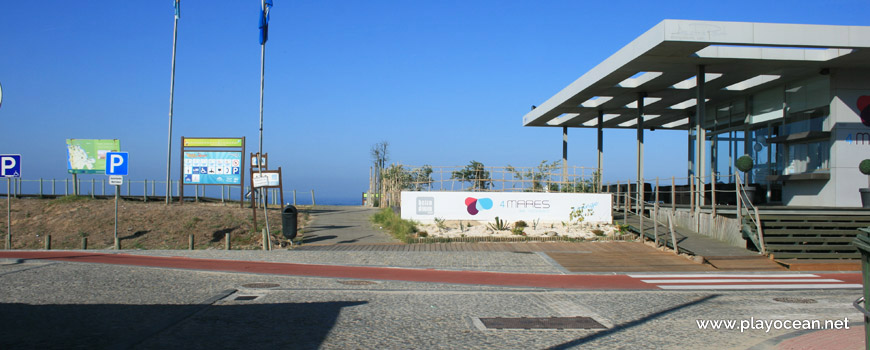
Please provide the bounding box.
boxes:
[252,175,269,188]
[108,175,123,186]
[105,152,129,175]
[0,154,21,178]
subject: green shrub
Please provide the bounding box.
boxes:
[736,155,753,173]
[514,220,528,228]
[860,159,870,175]
[372,208,418,242]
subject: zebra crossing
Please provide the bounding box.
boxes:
[628,273,863,290]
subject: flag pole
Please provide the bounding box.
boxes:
[258,0,272,245]
[166,0,180,205]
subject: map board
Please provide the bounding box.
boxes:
[66,139,121,174]
[182,151,242,185]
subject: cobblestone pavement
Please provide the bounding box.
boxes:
[0,258,862,349]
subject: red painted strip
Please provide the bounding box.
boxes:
[0,251,654,290]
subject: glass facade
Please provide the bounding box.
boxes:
[705,76,830,188]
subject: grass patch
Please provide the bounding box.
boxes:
[49,195,91,205]
[371,208,418,242]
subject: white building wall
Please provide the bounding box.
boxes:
[829,69,870,207]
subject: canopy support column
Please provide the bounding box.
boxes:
[597,110,603,192]
[695,65,706,212]
[637,92,646,212]
[562,126,568,190]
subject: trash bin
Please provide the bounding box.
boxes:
[282,205,298,239]
[853,228,870,347]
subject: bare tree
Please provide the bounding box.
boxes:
[370,141,389,195]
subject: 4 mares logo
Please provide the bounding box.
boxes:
[847,96,870,145]
[859,96,870,127]
[464,197,552,215]
[465,197,493,215]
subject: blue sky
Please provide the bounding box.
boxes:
[0,1,865,204]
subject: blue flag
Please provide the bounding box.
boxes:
[259,0,273,45]
[174,0,180,19]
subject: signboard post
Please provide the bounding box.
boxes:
[1,154,21,249]
[105,152,128,250]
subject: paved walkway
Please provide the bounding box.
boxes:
[301,205,398,245]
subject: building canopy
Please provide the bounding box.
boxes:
[522,20,870,131]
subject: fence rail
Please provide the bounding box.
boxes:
[0,178,318,206]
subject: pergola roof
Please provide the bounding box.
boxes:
[522,20,870,130]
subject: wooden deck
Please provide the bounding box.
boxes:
[545,242,715,272]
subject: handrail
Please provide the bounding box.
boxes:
[615,190,681,254]
[736,173,766,255]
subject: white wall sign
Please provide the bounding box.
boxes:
[401,191,612,223]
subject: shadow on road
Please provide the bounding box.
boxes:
[545,294,719,349]
[302,235,339,244]
[0,300,368,350]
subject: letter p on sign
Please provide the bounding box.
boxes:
[0,154,21,178]
[105,152,128,176]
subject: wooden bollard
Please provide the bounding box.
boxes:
[188,234,194,250]
[225,232,231,250]
[81,237,87,250]
[44,235,51,250]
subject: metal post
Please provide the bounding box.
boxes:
[736,173,743,226]
[38,178,43,198]
[6,178,11,249]
[91,179,95,199]
[188,234,194,250]
[712,173,717,216]
[166,1,179,205]
[562,126,568,190]
[695,65,706,215]
[102,179,106,196]
[626,179,632,212]
[114,185,119,250]
[127,180,131,197]
[668,212,679,255]
[654,177,660,246]
[257,0,272,241]
[636,92,645,216]
[616,180,621,210]
[597,110,604,191]
[143,180,147,202]
[293,190,297,206]
[52,178,56,196]
[311,189,316,207]
[44,234,51,250]
[65,178,69,196]
[671,176,676,212]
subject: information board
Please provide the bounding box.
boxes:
[66,139,120,174]
[182,151,242,185]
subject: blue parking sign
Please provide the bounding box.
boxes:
[105,152,128,175]
[0,154,21,178]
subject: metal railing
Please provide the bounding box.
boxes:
[614,189,681,255]
[603,172,765,255]
[0,177,318,206]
